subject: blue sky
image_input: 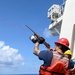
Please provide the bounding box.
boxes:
[0,0,63,74]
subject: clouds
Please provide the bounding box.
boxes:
[43,28,51,38]
[0,41,4,48]
[0,41,25,67]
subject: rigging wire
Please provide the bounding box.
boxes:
[0,16,31,36]
[0,16,33,44]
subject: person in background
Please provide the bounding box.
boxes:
[64,50,74,69]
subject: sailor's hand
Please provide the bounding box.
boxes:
[37,37,45,44]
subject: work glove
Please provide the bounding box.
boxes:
[37,37,45,44]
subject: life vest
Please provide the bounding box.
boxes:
[66,67,75,75]
[39,51,69,75]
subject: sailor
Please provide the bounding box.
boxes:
[64,50,74,75]
[33,38,72,75]
[64,50,74,69]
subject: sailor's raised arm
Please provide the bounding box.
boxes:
[33,42,40,56]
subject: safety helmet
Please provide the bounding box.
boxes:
[55,38,70,49]
[64,50,72,56]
